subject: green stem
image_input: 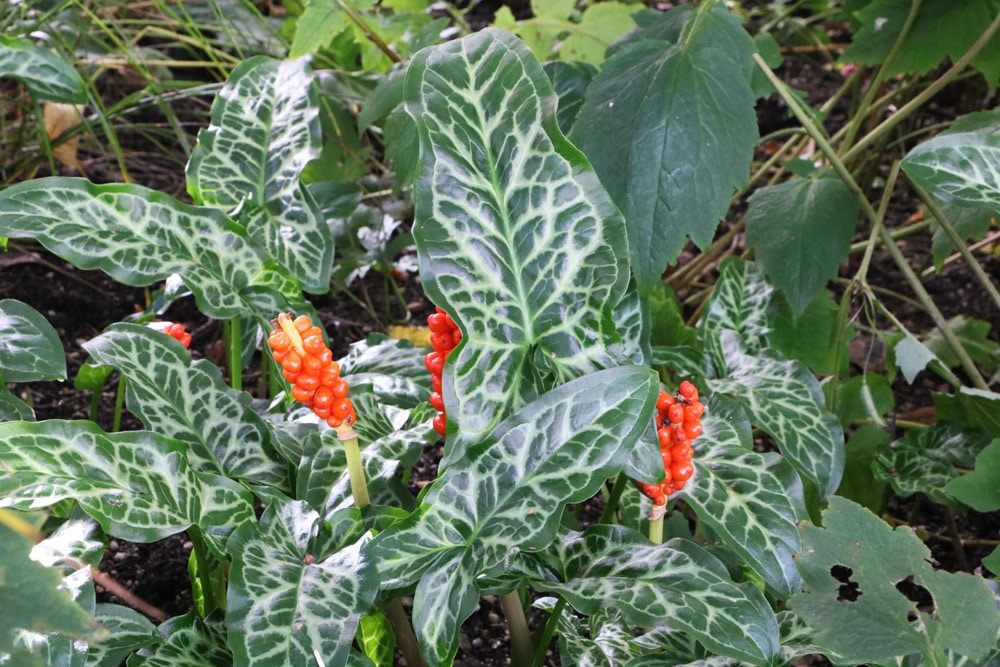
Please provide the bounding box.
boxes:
[598,473,629,525]
[840,10,1000,165]
[648,514,664,545]
[500,590,534,667]
[385,599,426,667]
[112,375,126,433]
[531,598,566,667]
[187,525,218,614]
[224,318,242,390]
[87,389,101,423]
[338,424,370,509]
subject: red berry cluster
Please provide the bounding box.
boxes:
[638,380,703,506]
[163,322,192,349]
[425,307,461,436]
[267,313,356,428]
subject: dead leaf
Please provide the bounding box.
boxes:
[43,102,87,173]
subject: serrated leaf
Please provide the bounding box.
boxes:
[684,399,805,597]
[0,420,254,553]
[708,332,845,496]
[406,29,632,447]
[83,324,288,488]
[789,496,1000,663]
[934,387,1000,436]
[570,4,758,290]
[768,293,852,376]
[131,611,231,666]
[923,316,999,372]
[187,56,332,293]
[226,499,377,667]
[842,0,1000,87]
[945,438,1000,511]
[290,1,350,58]
[371,366,658,663]
[903,131,1000,207]
[515,525,780,665]
[0,299,66,382]
[0,35,87,103]
[559,2,638,65]
[872,422,992,510]
[700,257,773,363]
[745,171,859,314]
[894,332,940,384]
[0,523,101,660]
[0,178,297,320]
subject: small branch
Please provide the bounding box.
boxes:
[385,599,426,667]
[91,567,169,622]
[500,590,534,667]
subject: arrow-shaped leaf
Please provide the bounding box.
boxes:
[371,365,658,665]
[708,331,845,495]
[515,525,780,666]
[0,178,297,321]
[406,28,632,447]
[226,499,377,667]
[0,420,253,553]
[700,257,774,362]
[0,35,87,103]
[187,56,332,293]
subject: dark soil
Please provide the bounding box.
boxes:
[4,8,1000,667]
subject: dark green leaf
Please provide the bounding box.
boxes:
[570,4,758,290]
[933,387,1000,436]
[944,438,1000,511]
[0,299,66,382]
[746,171,859,314]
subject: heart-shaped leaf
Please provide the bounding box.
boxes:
[84,324,288,488]
[0,178,297,321]
[405,28,633,448]
[187,56,332,293]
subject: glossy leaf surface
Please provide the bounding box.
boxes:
[903,131,1000,206]
[226,499,376,667]
[371,366,659,665]
[187,56,332,293]
[0,178,296,320]
[84,324,288,488]
[406,28,632,446]
[516,525,780,665]
[0,420,254,550]
[0,299,66,382]
[0,35,87,102]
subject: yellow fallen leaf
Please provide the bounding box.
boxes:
[387,325,431,347]
[43,102,87,173]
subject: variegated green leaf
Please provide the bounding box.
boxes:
[410,549,480,666]
[371,366,658,664]
[339,334,431,409]
[534,600,645,667]
[226,499,377,667]
[0,420,254,553]
[356,611,395,667]
[12,566,95,667]
[0,386,34,421]
[708,332,844,495]
[84,324,288,489]
[0,35,87,103]
[516,525,780,665]
[684,397,804,597]
[700,257,773,362]
[0,299,65,383]
[406,28,632,447]
[187,57,332,293]
[128,611,231,667]
[902,131,1000,207]
[0,178,297,321]
[872,422,991,510]
[31,515,105,571]
[85,604,160,667]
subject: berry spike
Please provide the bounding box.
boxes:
[636,382,703,508]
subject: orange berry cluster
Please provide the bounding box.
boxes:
[425,307,461,436]
[163,322,192,349]
[638,380,703,506]
[267,313,356,428]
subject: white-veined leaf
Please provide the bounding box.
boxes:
[371,365,659,665]
[0,178,297,321]
[187,57,332,293]
[0,299,66,382]
[0,35,87,103]
[128,611,230,667]
[406,28,633,448]
[708,332,845,495]
[0,420,253,556]
[700,257,773,364]
[226,499,377,667]
[84,324,289,488]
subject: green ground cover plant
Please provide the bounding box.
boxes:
[1,0,999,665]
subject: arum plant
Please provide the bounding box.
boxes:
[2,4,997,666]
